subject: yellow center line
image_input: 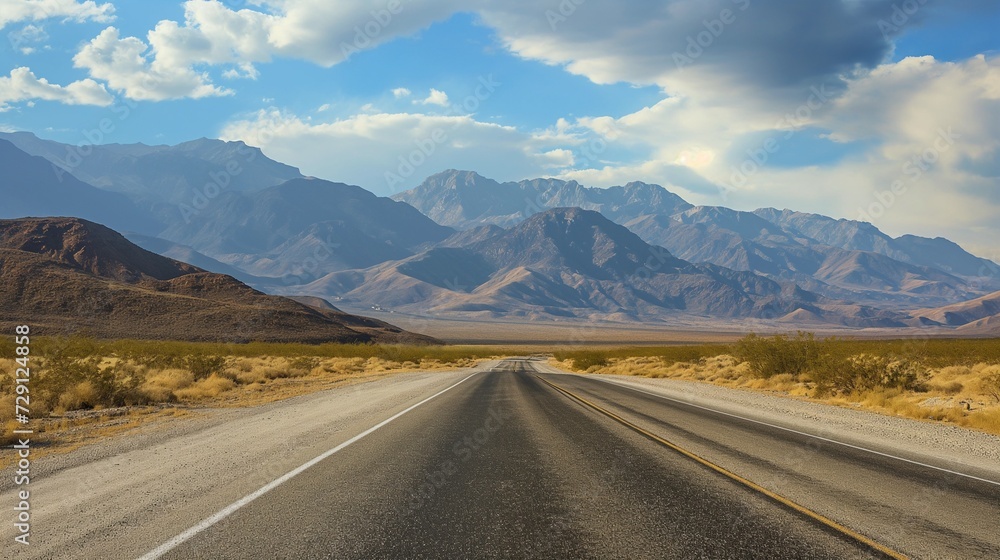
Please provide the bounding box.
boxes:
[535,374,909,560]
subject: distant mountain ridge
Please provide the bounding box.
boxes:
[393,170,692,229]
[160,177,454,282]
[396,170,999,309]
[124,233,270,286]
[629,206,986,307]
[753,208,1000,278]
[300,208,906,327]
[0,134,452,286]
[0,139,159,235]
[0,131,303,224]
[913,290,1000,328]
[0,217,433,343]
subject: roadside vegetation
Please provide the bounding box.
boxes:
[0,337,505,448]
[553,333,1000,436]
[6,333,1000,458]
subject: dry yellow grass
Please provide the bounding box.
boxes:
[0,351,487,462]
[140,368,195,401]
[554,354,1000,436]
[173,375,237,400]
[57,381,100,411]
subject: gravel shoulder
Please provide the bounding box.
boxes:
[0,363,494,560]
[536,361,1000,481]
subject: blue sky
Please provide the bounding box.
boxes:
[0,7,665,146]
[0,0,998,255]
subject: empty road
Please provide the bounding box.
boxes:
[6,359,999,559]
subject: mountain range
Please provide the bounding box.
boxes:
[0,217,431,343]
[0,139,158,235]
[159,177,453,282]
[397,170,1000,309]
[3,131,1000,334]
[300,207,906,326]
[0,131,302,225]
[393,169,693,229]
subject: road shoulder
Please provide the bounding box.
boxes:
[536,360,1000,480]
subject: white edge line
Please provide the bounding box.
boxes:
[137,371,481,560]
[560,369,1000,488]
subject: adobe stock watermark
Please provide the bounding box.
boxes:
[178,104,297,224]
[340,0,410,62]
[878,0,930,40]
[966,250,1000,292]
[518,119,622,222]
[520,122,622,219]
[725,83,835,198]
[384,74,501,192]
[546,0,586,30]
[6,0,102,53]
[399,406,512,515]
[572,123,623,169]
[275,231,344,287]
[856,127,959,223]
[631,245,676,282]
[49,97,140,183]
[44,70,188,183]
[177,144,260,223]
[673,0,751,70]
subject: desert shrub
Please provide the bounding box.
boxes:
[733,332,819,378]
[32,336,100,360]
[0,359,13,405]
[233,359,254,373]
[929,380,964,394]
[185,355,226,380]
[983,371,1000,403]
[57,381,100,411]
[174,374,236,400]
[234,360,311,383]
[258,366,294,380]
[140,369,195,402]
[0,339,14,364]
[32,352,148,412]
[288,356,319,375]
[554,350,609,371]
[814,354,924,395]
[215,368,240,382]
[35,355,98,412]
[105,339,500,364]
[936,365,972,378]
[552,344,725,370]
[552,344,729,371]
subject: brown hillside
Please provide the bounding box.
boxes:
[915,290,1000,329]
[0,218,434,344]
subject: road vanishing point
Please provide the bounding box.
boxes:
[5,359,999,559]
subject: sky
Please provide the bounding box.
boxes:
[0,0,998,256]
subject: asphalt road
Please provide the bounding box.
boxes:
[131,359,999,559]
[7,359,998,559]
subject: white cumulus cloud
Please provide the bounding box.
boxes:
[417,88,449,107]
[0,66,113,110]
[219,108,566,195]
[552,54,1000,256]
[0,0,115,30]
[71,0,464,100]
[8,23,49,54]
[73,26,233,101]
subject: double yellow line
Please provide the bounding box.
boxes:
[536,375,908,560]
